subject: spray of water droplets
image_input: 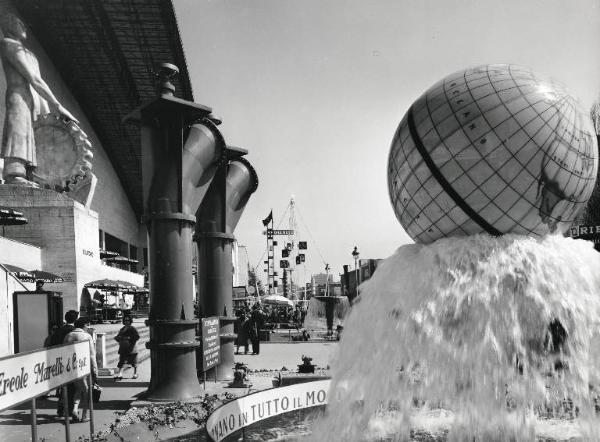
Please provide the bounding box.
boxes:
[309,234,600,442]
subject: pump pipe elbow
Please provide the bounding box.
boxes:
[181,119,227,215]
[225,157,259,233]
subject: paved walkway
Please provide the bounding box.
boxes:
[0,340,337,441]
[236,341,338,371]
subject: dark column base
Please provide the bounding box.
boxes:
[144,347,203,401]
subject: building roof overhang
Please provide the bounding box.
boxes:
[16,0,193,218]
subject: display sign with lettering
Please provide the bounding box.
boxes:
[569,225,600,242]
[0,342,91,411]
[61,272,76,283]
[206,379,330,442]
[263,229,294,236]
[201,317,220,372]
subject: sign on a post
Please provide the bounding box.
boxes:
[0,341,91,411]
[263,229,294,236]
[201,317,220,372]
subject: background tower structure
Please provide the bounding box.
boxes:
[287,196,298,299]
[264,215,275,295]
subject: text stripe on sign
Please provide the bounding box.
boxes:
[206,379,330,442]
[0,342,91,411]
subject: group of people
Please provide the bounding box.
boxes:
[44,310,139,423]
[234,303,266,355]
[45,310,97,423]
[264,304,306,326]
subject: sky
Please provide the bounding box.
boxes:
[175,0,600,285]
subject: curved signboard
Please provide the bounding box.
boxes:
[206,379,330,442]
[0,341,91,411]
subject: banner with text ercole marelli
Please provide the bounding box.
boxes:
[0,342,91,411]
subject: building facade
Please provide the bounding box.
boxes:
[341,259,381,303]
[0,0,191,356]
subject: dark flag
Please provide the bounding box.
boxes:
[262,210,273,227]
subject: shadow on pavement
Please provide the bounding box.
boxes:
[0,411,59,425]
[98,380,148,389]
[91,399,132,411]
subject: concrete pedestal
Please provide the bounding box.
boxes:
[0,185,143,313]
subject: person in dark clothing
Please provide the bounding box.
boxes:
[250,304,265,355]
[53,310,79,418]
[113,316,140,380]
[41,323,59,398]
[236,312,250,354]
[43,323,59,348]
[51,310,79,346]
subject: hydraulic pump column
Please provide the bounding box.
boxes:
[125,64,224,401]
[196,156,258,379]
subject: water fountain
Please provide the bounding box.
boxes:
[303,296,350,337]
[312,234,600,441]
[310,64,600,441]
[207,64,600,441]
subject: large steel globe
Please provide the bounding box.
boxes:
[388,64,598,244]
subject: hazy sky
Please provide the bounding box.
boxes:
[175,0,600,284]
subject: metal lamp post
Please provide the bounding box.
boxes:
[325,263,330,297]
[352,246,359,298]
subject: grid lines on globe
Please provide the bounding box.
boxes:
[391,115,454,243]
[389,64,598,243]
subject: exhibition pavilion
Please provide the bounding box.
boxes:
[0,0,198,356]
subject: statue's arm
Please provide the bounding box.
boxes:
[2,40,79,123]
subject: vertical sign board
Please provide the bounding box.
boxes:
[201,317,220,371]
[0,342,91,411]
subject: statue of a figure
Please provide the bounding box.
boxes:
[0,13,78,186]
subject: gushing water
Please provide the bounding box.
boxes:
[310,234,600,441]
[303,296,350,332]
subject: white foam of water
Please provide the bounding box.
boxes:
[303,296,350,331]
[309,234,600,441]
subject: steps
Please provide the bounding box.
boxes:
[95,322,150,375]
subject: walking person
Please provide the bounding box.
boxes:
[113,315,139,380]
[63,317,97,422]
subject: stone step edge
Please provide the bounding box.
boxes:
[98,351,151,377]
[103,343,149,356]
[102,343,150,363]
[95,328,150,338]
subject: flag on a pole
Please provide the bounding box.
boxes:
[262,210,273,227]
